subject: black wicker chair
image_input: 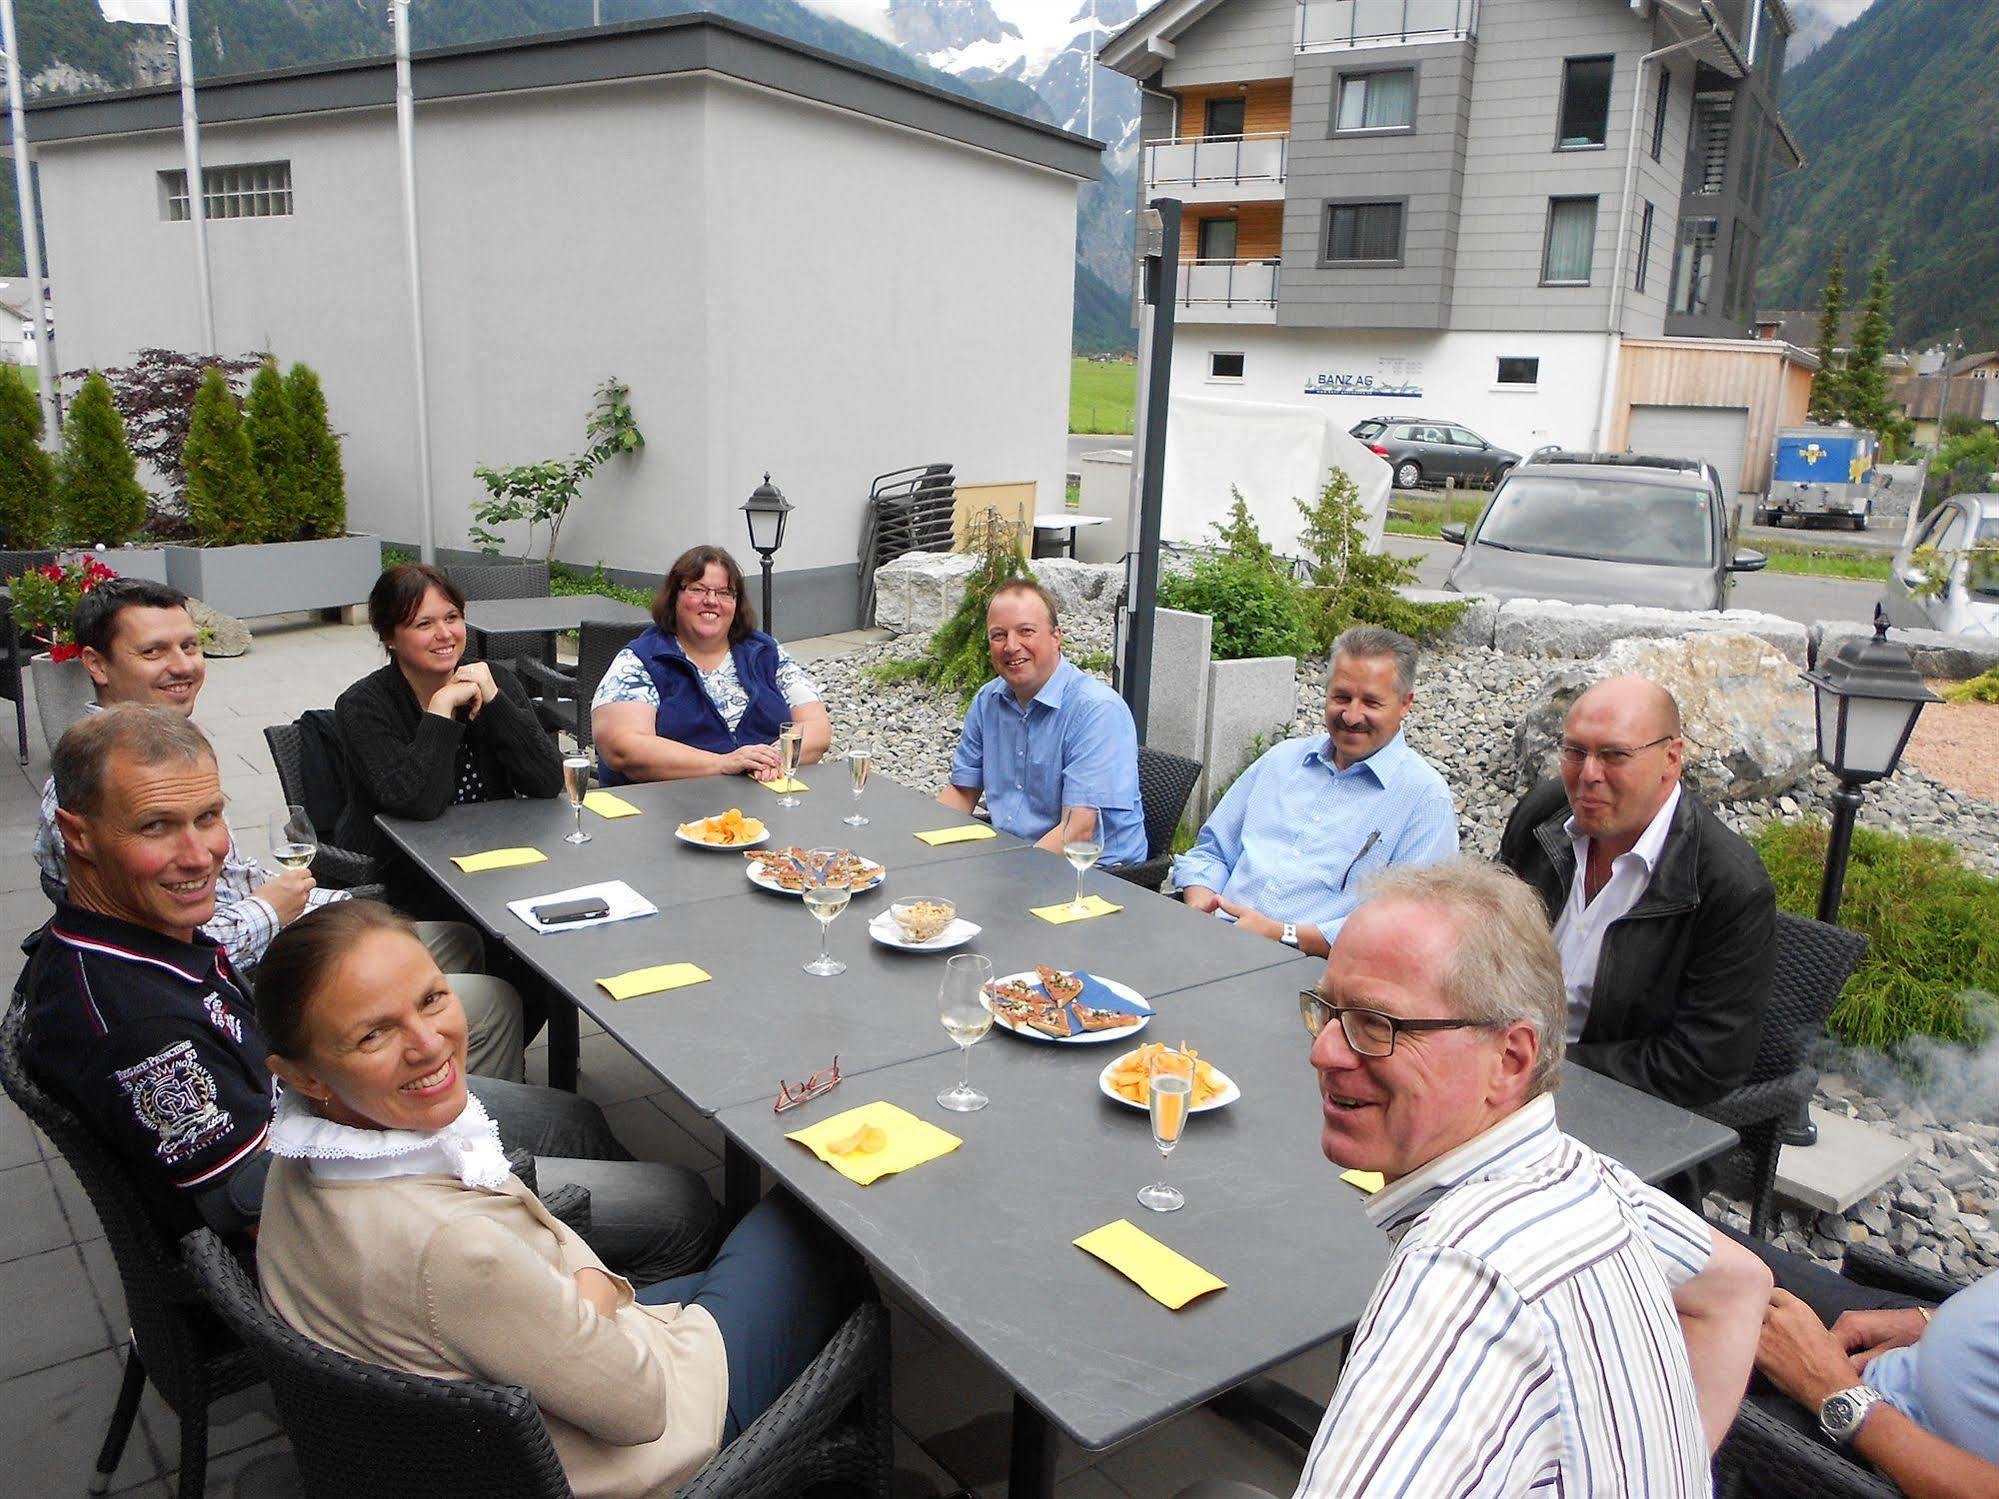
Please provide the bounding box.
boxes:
[1713,1241,1971,1499]
[449,560,553,669]
[0,1001,262,1499]
[183,1228,895,1499]
[1105,746,1203,892]
[1697,911,1869,1238]
[1,549,59,765]
[262,714,381,889]
[517,619,637,753]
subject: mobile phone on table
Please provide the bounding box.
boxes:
[532,895,610,925]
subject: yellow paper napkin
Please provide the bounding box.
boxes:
[596,963,712,1001]
[757,776,809,794]
[785,1101,962,1186]
[1030,894,1123,925]
[1073,1219,1227,1310]
[582,790,642,819]
[1341,1169,1386,1195]
[912,823,999,846]
[450,847,547,874]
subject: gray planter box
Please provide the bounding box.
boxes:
[61,546,171,584]
[1200,655,1297,821]
[163,535,382,620]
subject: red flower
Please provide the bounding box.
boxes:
[38,563,62,581]
[47,643,81,664]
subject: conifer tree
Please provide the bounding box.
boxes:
[0,374,56,549]
[285,362,346,538]
[57,371,148,546]
[1844,252,1896,437]
[183,366,265,546]
[245,360,302,542]
[1808,243,1849,423]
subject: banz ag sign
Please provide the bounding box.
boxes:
[1303,371,1422,398]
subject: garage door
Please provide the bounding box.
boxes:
[1626,404,1750,504]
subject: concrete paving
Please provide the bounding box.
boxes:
[0,612,1333,1498]
[1778,1107,1922,1216]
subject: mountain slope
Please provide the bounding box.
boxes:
[1759,0,1999,348]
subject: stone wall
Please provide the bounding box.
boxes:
[873,551,1126,633]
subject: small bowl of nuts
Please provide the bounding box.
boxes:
[889,898,957,945]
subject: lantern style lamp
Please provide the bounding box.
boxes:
[739,473,794,630]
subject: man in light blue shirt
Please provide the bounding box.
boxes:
[1173,626,1456,956]
[938,580,1146,865]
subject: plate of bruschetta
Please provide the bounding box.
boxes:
[981,965,1152,1044]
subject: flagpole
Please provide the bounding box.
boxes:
[172,0,215,353]
[392,0,437,565]
[1,0,60,443]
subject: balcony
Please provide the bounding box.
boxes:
[1298,0,1478,52]
[1175,258,1280,323]
[1142,133,1289,203]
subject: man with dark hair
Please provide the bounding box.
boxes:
[1498,675,1776,1108]
[18,705,718,1279]
[937,578,1145,863]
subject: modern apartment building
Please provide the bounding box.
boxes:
[1101,0,1806,493]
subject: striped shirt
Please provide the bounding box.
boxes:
[1298,1094,1714,1499]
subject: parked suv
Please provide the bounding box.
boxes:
[1351,416,1520,491]
[1441,451,1767,612]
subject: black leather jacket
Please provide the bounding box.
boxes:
[1499,779,1777,1108]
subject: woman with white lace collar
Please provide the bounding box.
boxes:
[253,901,865,1499]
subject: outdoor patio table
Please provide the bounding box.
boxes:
[716,956,1740,1499]
[463,594,654,662]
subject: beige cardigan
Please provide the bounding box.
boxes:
[257,1157,727,1499]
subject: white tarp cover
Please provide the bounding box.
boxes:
[1160,395,1392,558]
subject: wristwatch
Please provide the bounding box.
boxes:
[1819,1385,1887,1445]
[1280,922,1300,948]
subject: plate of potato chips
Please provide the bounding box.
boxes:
[1098,1042,1239,1114]
[675,808,768,847]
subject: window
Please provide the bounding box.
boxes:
[1670,215,1719,316]
[1635,201,1656,293]
[1541,197,1597,284]
[1557,56,1613,148]
[1650,71,1671,161]
[158,161,293,222]
[1196,217,1239,261]
[1209,351,1246,381]
[1686,95,1732,194]
[1336,69,1414,132]
[1204,96,1246,138]
[1323,201,1403,264]
[1496,356,1540,386]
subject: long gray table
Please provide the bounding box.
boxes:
[464,595,654,637]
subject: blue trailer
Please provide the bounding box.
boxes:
[1756,424,1883,531]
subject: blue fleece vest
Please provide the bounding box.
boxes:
[599,626,792,786]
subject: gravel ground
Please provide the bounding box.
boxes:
[1903,691,1999,807]
[814,630,1999,1276]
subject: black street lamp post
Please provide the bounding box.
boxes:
[740,472,793,632]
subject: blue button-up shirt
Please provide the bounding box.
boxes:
[949,659,1146,865]
[1172,730,1457,940]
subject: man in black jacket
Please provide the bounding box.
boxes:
[1497,676,1775,1108]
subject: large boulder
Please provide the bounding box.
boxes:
[1811,620,1999,682]
[1512,631,1816,802]
[1034,556,1124,622]
[871,551,1125,633]
[1492,599,1811,666]
[188,598,251,658]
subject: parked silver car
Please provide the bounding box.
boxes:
[1351,416,1520,491]
[1879,493,1999,637]
[1441,452,1767,611]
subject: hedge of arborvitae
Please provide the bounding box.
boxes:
[0,374,55,549]
[58,372,148,547]
[183,366,266,547]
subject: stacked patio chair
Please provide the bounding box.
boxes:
[857,462,955,627]
[447,559,552,668]
[1105,746,1203,893]
[0,549,59,764]
[518,618,634,754]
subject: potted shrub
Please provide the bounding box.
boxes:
[9,555,119,749]
[0,373,57,551]
[54,370,172,582]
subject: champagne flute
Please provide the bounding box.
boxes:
[844,741,872,827]
[562,756,593,845]
[936,953,995,1112]
[268,805,316,873]
[800,847,849,977]
[1138,1046,1193,1213]
[1061,805,1104,916]
[776,720,804,809]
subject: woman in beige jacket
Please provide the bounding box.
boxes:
[251,901,863,1499]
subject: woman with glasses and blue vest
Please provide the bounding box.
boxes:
[592,545,831,786]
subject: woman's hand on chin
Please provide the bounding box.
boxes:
[426,677,484,720]
[454,662,500,706]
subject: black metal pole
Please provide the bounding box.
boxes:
[760,554,775,635]
[1120,196,1181,741]
[1785,778,1865,1148]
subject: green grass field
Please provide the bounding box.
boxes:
[1070,356,1136,435]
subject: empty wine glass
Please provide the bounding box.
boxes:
[562,756,593,844]
[776,720,804,809]
[1061,805,1103,916]
[936,953,995,1112]
[800,847,849,977]
[844,741,872,827]
[268,805,316,873]
[1138,1046,1193,1213]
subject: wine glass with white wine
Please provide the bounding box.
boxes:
[1061,805,1103,916]
[1137,1045,1194,1213]
[844,741,872,827]
[936,953,995,1112]
[562,756,593,845]
[268,805,316,874]
[800,847,849,977]
[775,720,804,809]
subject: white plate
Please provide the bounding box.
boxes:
[866,911,981,951]
[745,856,886,897]
[674,823,769,850]
[1097,1050,1240,1114]
[983,970,1152,1045]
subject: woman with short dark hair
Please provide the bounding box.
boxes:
[333,562,563,856]
[592,544,831,786]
